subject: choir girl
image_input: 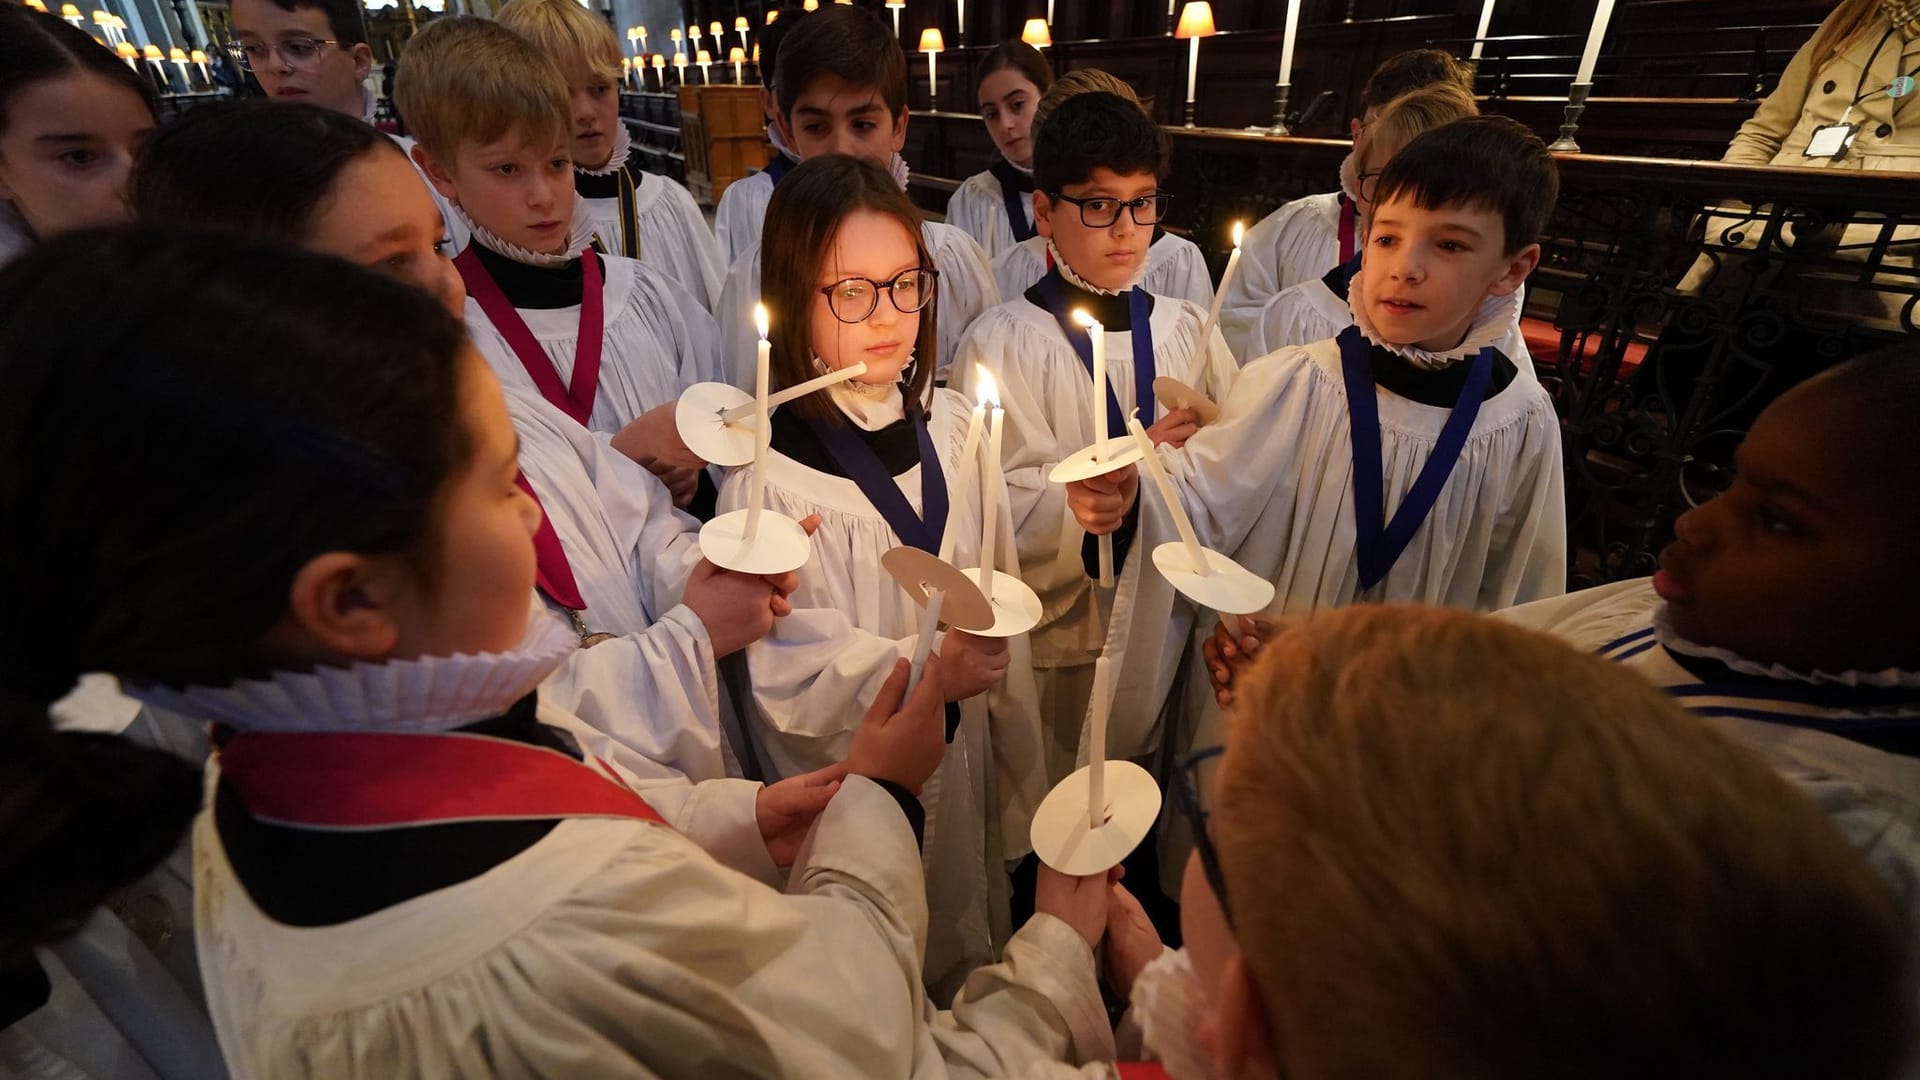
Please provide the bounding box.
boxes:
[945,40,1054,260]
[955,90,1237,781]
[395,16,721,500]
[714,4,1000,386]
[1243,81,1490,360]
[0,6,156,268]
[715,153,1046,997]
[988,68,1215,310]
[0,228,1119,1079]
[712,2,805,266]
[496,0,725,313]
[1067,117,1565,855]
[1076,606,1912,1080]
[228,0,375,121]
[1216,48,1475,359]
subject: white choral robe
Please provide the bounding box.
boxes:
[580,167,727,314]
[714,168,775,267]
[1100,287,1565,778]
[717,222,999,388]
[954,291,1238,778]
[1251,272,1536,376]
[715,387,1046,996]
[465,250,723,437]
[991,233,1215,312]
[192,730,1115,1080]
[947,167,1035,261]
[1217,189,1346,361]
[389,133,471,256]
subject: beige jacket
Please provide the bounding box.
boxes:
[1725,10,1920,168]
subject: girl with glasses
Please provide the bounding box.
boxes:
[716,154,1051,999]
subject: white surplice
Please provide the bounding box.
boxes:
[991,233,1216,311]
[1216,189,1345,361]
[465,249,722,437]
[716,222,1000,388]
[947,167,1035,261]
[580,154,727,313]
[715,386,1046,996]
[954,292,1238,779]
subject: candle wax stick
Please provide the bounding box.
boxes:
[1087,655,1111,827]
[1574,0,1615,86]
[978,404,1004,604]
[905,588,945,697]
[1126,413,1210,576]
[744,325,771,540]
[1277,0,1302,87]
[1471,0,1496,61]
[940,404,986,565]
[1185,35,1199,115]
[721,360,869,421]
[1197,243,1241,347]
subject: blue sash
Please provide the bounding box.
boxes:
[989,159,1037,243]
[807,396,949,555]
[1035,270,1155,438]
[1338,325,1491,591]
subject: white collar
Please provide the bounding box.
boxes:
[577,123,633,177]
[1653,605,1920,689]
[886,152,911,192]
[1338,148,1363,206]
[125,609,579,734]
[1347,270,1519,372]
[815,355,907,430]
[458,198,600,268]
[1046,238,1149,297]
[765,120,802,165]
[361,85,378,125]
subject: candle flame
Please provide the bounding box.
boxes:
[1070,308,1097,329]
[975,365,999,408]
[1231,220,1245,247]
[753,303,770,340]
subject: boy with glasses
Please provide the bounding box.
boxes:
[228,0,374,120]
[955,91,1237,784]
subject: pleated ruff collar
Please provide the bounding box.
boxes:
[814,355,908,431]
[1046,238,1149,297]
[1347,271,1520,372]
[126,611,580,734]
[457,199,600,268]
[576,124,633,177]
[1654,604,1920,689]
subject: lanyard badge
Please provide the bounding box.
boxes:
[1806,121,1860,160]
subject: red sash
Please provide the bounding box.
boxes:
[515,472,587,612]
[1338,194,1358,264]
[1117,1064,1173,1080]
[455,247,606,427]
[218,730,665,830]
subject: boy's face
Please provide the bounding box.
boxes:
[563,63,621,171]
[1357,195,1535,352]
[230,0,372,119]
[1033,167,1157,294]
[1656,380,1920,673]
[777,73,907,169]
[420,130,575,257]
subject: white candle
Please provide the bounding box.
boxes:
[1185,36,1199,116]
[928,50,937,102]
[1470,0,1497,61]
[978,399,1004,604]
[1277,0,1302,87]
[721,360,867,421]
[1126,412,1210,576]
[1087,655,1110,827]
[1196,220,1244,347]
[939,397,986,565]
[1071,309,1114,587]
[906,588,945,697]
[734,58,743,83]
[1573,0,1615,86]
[745,304,771,540]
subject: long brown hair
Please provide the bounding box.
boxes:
[1803,0,1884,93]
[760,154,937,423]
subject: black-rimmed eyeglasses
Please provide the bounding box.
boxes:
[818,268,939,324]
[1172,744,1234,929]
[1047,191,1173,229]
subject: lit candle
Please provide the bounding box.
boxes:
[1087,655,1110,827]
[673,52,687,84]
[1196,220,1244,347]
[191,48,209,85]
[918,29,944,106]
[1126,412,1210,576]
[169,46,191,85]
[115,40,137,69]
[688,22,701,52]
[622,57,633,90]
[906,588,945,698]
[697,49,712,83]
[721,360,867,421]
[638,25,648,53]
[1277,0,1302,88]
[651,54,665,89]
[956,0,966,40]
[60,3,82,26]
[736,17,749,54]
[1573,0,1615,86]
[1071,309,1115,587]
[708,20,722,44]
[745,304,772,540]
[938,384,988,565]
[977,379,1004,605]
[1470,0,1496,61]
[730,46,746,84]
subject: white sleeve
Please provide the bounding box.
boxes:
[958,318,1072,570]
[712,174,764,267]
[927,223,1002,384]
[945,174,1006,260]
[1148,234,1215,310]
[928,915,1117,1079]
[638,175,727,313]
[1476,388,1567,610]
[627,261,725,390]
[716,247,762,391]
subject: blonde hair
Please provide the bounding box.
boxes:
[1217,605,1910,1080]
[393,15,568,163]
[1033,67,1148,133]
[1804,0,1883,93]
[1362,79,1478,158]
[496,0,622,86]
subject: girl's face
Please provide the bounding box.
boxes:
[809,208,924,387]
[563,63,622,172]
[0,72,153,239]
[390,350,543,660]
[978,67,1041,169]
[304,147,464,315]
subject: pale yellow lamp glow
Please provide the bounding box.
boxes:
[1174,1,1215,37]
[1021,18,1050,47]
